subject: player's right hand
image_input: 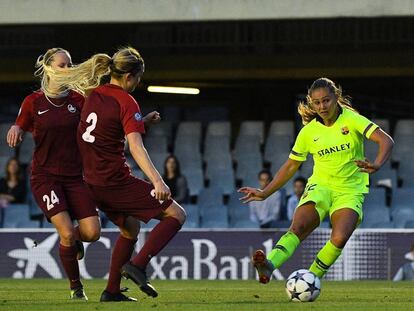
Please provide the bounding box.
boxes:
[6,125,23,148]
[238,187,267,203]
[153,180,171,201]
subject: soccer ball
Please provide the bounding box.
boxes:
[285,269,321,302]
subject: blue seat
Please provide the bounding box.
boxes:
[363,188,387,210]
[2,204,31,228]
[200,206,229,228]
[404,220,414,228]
[264,135,291,163]
[392,188,414,209]
[361,207,390,228]
[206,122,231,137]
[268,121,295,143]
[182,204,200,228]
[19,133,35,164]
[198,187,224,211]
[392,208,414,228]
[370,221,395,228]
[208,170,235,195]
[227,192,257,228]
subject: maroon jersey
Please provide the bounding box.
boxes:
[77,84,145,186]
[15,90,84,176]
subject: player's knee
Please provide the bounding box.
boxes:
[330,234,349,249]
[81,228,101,242]
[171,203,186,225]
[59,229,75,245]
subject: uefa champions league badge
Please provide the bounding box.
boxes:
[135,112,142,121]
[67,104,77,113]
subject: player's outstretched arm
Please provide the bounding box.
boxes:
[6,125,24,148]
[127,131,171,201]
[355,128,394,174]
[239,158,302,203]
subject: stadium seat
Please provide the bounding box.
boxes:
[184,168,204,197]
[227,192,258,228]
[392,207,414,228]
[363,188,387,210]
[268,121,295,143]
[200,206,229,228]
[205,153,233,180]
[15,219,40,228]
[206,121,231,137]
[204,136,231,162]
[208,170,235,195]
[0,156,10,178]
[233,135,261,163]
[391,188,414,210]
[2,204,31,228]
[394,119,414,137]
[370,167,397,189]
[146,121,173,144]
[182,204,200,228]
[404,220,414,228]
[264,135,291,163]
[198,187,224,209]
[270,152,290,174]
[147,152,169,172]
[370,221,395,228]
[42,220,55,228]
[176,122,202,139]
[19,132,35,164]
[364,140,379,164]
[397,154,414,188]
[235,154,262,182]
[145,136,168,154]
[360,207,390,228]
[239,121,264,143]
[392,135,414,162]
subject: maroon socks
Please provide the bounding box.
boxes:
[132,217,182,269]
[59,244,82,289]
[105,235,137,294]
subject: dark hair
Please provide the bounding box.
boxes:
[5,157,22,182]
[294,176,307,185]
[163,155,182,178]
[258,169,272,179]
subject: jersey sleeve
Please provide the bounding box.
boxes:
[119,95,145,135]
[15,96,34,132]
[289,127,309,161]
[350,110,379,139]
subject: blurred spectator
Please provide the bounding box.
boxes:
[249,170,282,228]
[163,155,188,203]
[393,243,414,281]
[0,157,26,207]
[286,176,307,221]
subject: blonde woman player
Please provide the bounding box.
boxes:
[239,77,394,283]
[6,48,100,300]
[42,47,186,302]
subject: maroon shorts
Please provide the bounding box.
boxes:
[86,176,173,227]
[31,174,98,221]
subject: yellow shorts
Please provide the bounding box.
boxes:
[297,182,365,224]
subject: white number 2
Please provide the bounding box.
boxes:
[43,190,60,211]
[82,112,98,143]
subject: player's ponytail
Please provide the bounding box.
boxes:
[298,77,357,125]
[39,46,144,96]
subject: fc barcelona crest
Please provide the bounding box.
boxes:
[341,126,349,135]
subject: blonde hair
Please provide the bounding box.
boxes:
[298,77,357,125]
[34,47,71,97]
[41,46,144,96]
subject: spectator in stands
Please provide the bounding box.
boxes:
[286,176,307,221]
[393,243,414,281]
[249,170,282,228]
[0,157,26,207]
[163,155,188,203]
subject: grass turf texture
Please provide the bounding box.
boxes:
[0,279,413,311]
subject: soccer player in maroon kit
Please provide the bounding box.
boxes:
[6,48,100,301]
[42,47,186,302]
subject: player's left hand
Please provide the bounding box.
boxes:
[143,111,161,125]
[355,158,380,174]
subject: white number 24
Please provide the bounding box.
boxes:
[43,190,60,211]
[82,112,98,143]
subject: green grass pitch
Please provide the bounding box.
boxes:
[0,279,413,311]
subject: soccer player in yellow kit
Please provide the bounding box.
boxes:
[239,77,394,282]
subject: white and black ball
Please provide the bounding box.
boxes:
[285,269,321,302]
